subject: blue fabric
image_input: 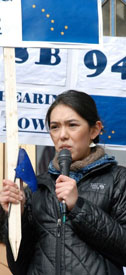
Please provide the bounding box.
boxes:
[15,148,37,192]
[21,0,99,44]
[48,154,117,183]
[92,95,126,146]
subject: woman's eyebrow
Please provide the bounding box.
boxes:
[50,119,79,124]
[50,121,59,124]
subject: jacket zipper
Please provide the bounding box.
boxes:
[57,218,61,237]
[56,201,62,275]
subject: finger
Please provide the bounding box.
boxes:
[1,188,20,201]
[3,183,21,194]
[1,196,20,205]
[56,193,67,202]
[56,185,71,194]
[56,181,75,191]
[3,180,19,192]
[56,175,69,183]
[56,185,69,196]
[56,182,68,190]
[3,179,18,186]
[55,186,64,196]
[1,189,23,202]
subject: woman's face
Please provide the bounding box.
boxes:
[49,104,101,161]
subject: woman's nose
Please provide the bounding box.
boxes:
[59,126,69,139]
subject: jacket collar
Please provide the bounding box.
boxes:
[48,146,117,183]
[52,145,105,172]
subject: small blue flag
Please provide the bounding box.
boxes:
[15,148,37,192]
[92,95,126,146]
[21,0,100,44]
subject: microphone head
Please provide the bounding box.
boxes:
[58,148,72,162]
[58,149,72,176]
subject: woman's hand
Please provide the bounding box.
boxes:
[0,179,25,213]
[55,175,78,211]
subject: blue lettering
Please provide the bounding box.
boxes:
[45,94,57,104]
[18,118,30,129]
[45,94,49,104]
[32,119,45,130]
[33,94,43,104]
[22,93,31,103]
[35,48,61,66]
[0,91,3,101]
[16,92,57,105]
[17,92,22,102]
[15,48,29,64]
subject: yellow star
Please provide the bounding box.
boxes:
[64,25,68,30]
[50,27,54,31]
[61,32,64,35]
[108,136,111,139]
[112,130,115,134]
[46,14,50,18]
[41,9,45,12]
[32,4,36,8]
[51,20,55,23]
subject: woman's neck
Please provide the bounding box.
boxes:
[53,145,105,172]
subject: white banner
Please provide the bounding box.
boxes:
[0,36,126,148]
[76,36,126,96]
[0,86,66,145]
[0,48,68,86]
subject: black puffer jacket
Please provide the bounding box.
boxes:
[7,162,126,275]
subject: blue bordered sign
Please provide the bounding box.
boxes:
[0,0,102,48]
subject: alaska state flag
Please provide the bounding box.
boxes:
[15,148,37,192]
[92,95,126,146]
[21,0,100,44]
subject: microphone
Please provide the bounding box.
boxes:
[58,148,72,176]
[58,149,72,223]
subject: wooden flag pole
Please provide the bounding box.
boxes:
[3,47,21,260]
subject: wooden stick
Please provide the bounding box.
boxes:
[0,143,4,191]
[3,47,21,261]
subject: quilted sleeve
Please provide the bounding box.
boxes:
[68,166,126,266]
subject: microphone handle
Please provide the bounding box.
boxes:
[62,200,66,223]
[59,160,70,176]
[60,165,69,224]
[58,149,72,223]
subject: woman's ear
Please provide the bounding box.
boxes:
[90,121,103,140]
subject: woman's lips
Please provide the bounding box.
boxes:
[59,146,71,150]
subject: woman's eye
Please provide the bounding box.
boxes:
[50,125,58,130]
[69,123,77,127]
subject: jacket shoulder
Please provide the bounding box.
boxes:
[110,164,126,181]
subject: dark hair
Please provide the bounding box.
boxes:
[46,90,101,143]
